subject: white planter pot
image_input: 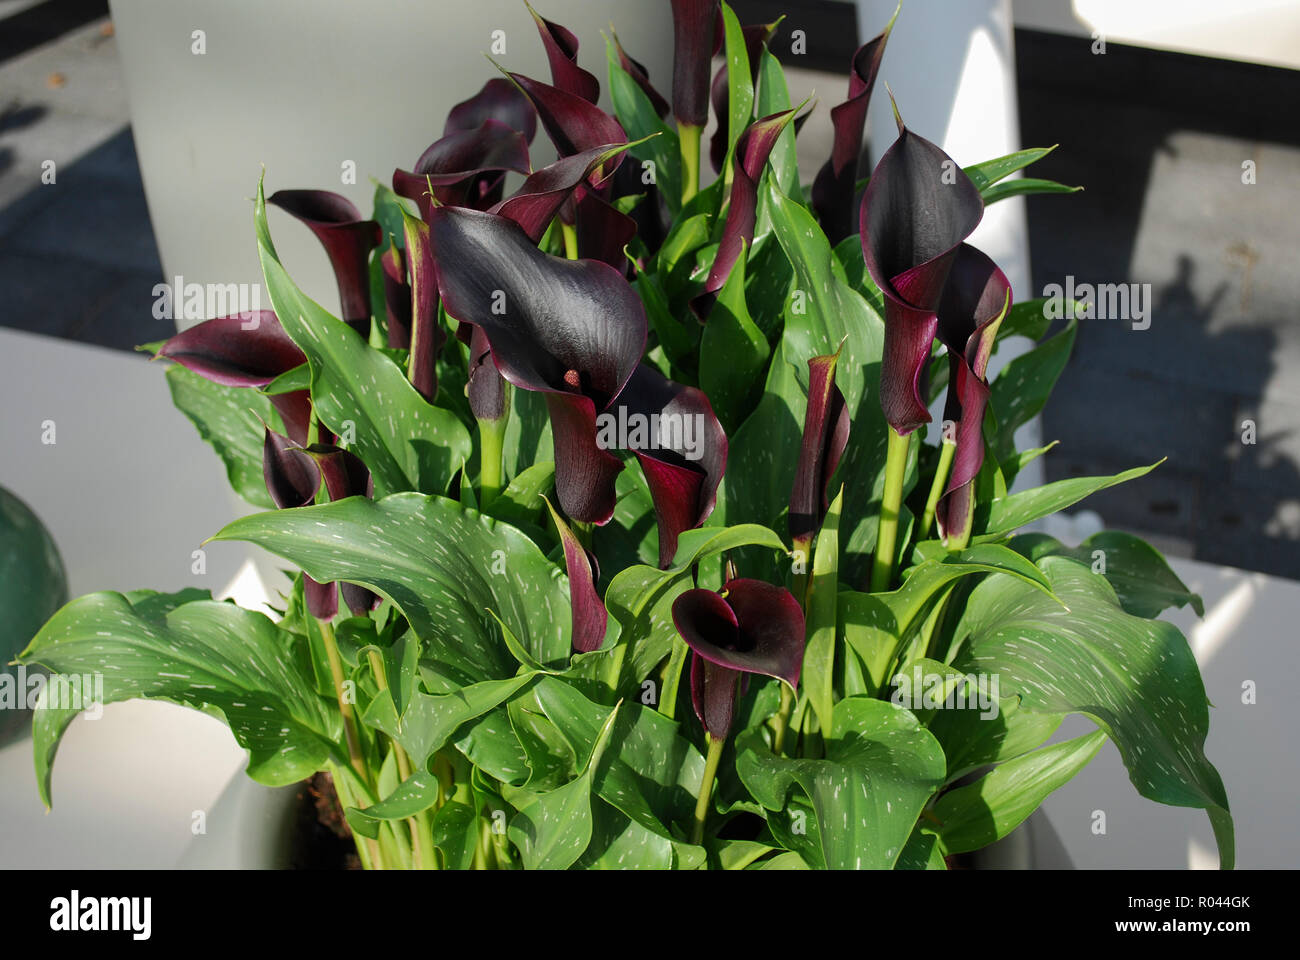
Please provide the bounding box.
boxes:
[106,0,674,331]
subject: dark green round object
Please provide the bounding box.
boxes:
[1,486,68,743]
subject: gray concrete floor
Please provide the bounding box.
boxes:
[1,3,1296,581]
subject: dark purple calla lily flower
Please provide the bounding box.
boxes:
[810,11,895,243]
[573,189,638,270]
[489,140,634,242]
[157,310,313,445]
[392,119,532,221]
[789,347,850,560]
[934,243,1011,544]
[427,206,646,525]
[860,112,983,435]
[507,71,627,168]
[464,324,507,424]
[611,30,670,118]
[669,0,721,130]
[400,210,444,403]
[692,108,796,318]
[267,190,381,336]
[607,364,727,568]
[525,1,600,104]
[544,497,606,653]
[708,20,778,174]
[380,240,411,350]
[262,426,377,617]
[444,77,538,144]
[672,579,805,739]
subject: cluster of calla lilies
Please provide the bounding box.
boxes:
[154,0,1018,828]
[143,0,1042,855]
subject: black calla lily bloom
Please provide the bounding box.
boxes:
[507,71,626,170]
[544,497,606,653]
[810,10,895,243]
[610,364,728,568]
[860,110,983,435]
[427,206,646,524]
[672,579,805,739]
[262,427,377,618]
[380,240,411,350]
[789,347,850,561]
[669,0,721,130]
[525,1,600,104]
[444,77,538,144]
[392,119,532,221]
[693,109,796,318]
[266,190,381,336]
[934,243,1011,544]
[611,30,670,119]
[157,310,312,445]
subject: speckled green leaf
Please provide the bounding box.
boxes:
[505,701,620,869]
[18,591,337,807]
[213,492,570,681]
[953,556,1234,868]
[737,696,945,869]
[934,730,1106,854]
[1010,531,1203,618]
[163,364,276,508]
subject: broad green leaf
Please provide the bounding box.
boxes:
[576,801,675,869]
[841,544,1058,694]
[953,556,1234,868]
[163,364,276,508]
[254,175,471,496]
[505,701,620,869]
[737,697,946,869]
[979,461,1162,539]
[934,730,1107,854]
[700,243,769,432]
[928,694,1064,785]
[363,674,533,770]
[989,318,1076,461]
[213,492,571,681]
[1011,531,1203,618]
[346,770,441,839]
[534,677,705,855]
[20,592,337,806]
[803,489,842,736]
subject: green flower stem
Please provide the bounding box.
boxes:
[561,221,579,260]
[477,410,508,507]
[691,733,726,845]
[679,123,702,205]
[771,683,794,755]
[330,760,385,870]
[918,438,957,541]
[365,648,437,869]
[870,426,911,593]
[320,619,368,788]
